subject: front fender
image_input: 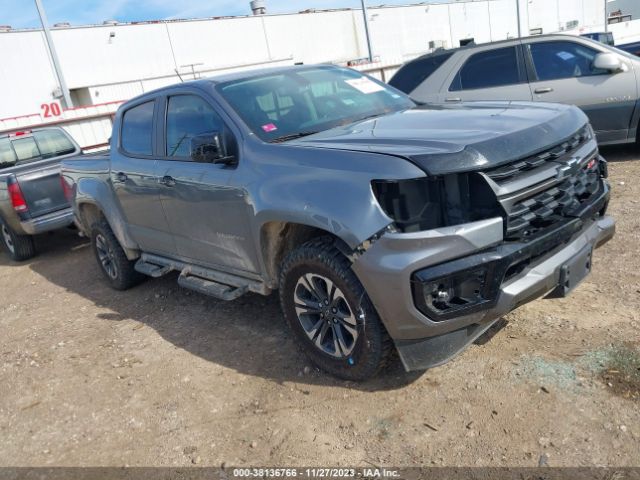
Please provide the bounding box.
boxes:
[247,147,427,249]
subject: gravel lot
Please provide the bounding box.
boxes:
[0,146,638,467]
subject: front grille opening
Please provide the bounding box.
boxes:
[505,156,601,241]
[504,240,567,282]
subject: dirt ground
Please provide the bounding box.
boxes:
[0,146,639,468]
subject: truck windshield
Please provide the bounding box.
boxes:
[217,66,414,142]
[0,130,76,170]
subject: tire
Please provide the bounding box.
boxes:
[279,236,394,381]
[0,218,36,261]
[90,219,144,290]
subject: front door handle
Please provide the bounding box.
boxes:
[535,87,554,94]
[160,175,176,187]
[115,172,128,183]
[445,97,462,102]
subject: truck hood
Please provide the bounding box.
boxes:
[291,101,589,175]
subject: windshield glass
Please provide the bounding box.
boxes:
[217,66,414,142]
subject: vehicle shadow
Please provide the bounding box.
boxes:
[600,144,639,163]
[0,228,85,268]
[24,230,427,392]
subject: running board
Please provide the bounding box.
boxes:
[134,259,172,278]
[136,253,270,297]
[178,271,248,301]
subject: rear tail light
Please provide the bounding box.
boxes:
[7,178,28,213]
[60,175,74,202]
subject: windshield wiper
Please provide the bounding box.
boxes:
[269,131,319,143]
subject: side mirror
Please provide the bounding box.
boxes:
[190,132,233,164]
[593,52,625,72]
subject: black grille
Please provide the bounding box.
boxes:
[505,157,601,240]
[486,125,592,184]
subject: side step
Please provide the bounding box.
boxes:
[134,259,172,278]
[178,271,248,301]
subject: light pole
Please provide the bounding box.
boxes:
[34,0,73,108]
[604,0,609,33]
[360,0,374,62]
[515,0,522,37]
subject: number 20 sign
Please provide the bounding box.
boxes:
[40,101,62,119]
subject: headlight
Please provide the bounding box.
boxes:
[372,173,502,233]
[371,177,443,232]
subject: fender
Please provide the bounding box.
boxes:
[241,143,427,251]
[75,176,140,259]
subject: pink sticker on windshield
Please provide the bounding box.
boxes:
[262,123,278,132]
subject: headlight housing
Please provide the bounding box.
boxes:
[372,173,502,233]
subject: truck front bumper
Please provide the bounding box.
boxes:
[353,210,615,371]
[20,207,75,235]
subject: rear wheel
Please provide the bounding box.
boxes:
[0,218,36,261]
[90,219,144,290]
[279,236,393,381]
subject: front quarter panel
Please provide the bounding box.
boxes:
[239,142,426,249]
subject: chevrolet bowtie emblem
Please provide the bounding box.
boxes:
[556,156,582,180]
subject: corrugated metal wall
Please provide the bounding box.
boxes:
[0,0,609,122]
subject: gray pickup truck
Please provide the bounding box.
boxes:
[61,65,614,380]
[0,127,80,261]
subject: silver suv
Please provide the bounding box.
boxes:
[390,34,640,146]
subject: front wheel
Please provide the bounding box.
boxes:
[279,236,393,381]
[90,219,144,290]
[0,218,36,261]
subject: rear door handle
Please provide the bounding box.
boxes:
[160,175,176,187]
[445,97,462,102]
[535,87,554,94]
[115,172,128,183]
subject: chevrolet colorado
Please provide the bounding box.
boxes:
[1,127,80,261]
[61,65,614,380]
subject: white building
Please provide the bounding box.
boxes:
[0,0,632,147]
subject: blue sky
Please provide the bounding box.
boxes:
[1,0,444,29]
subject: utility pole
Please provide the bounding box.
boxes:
[34,0,73,108]
[604,0,609,32]
[360,0,374,62]
[515,0,522,37]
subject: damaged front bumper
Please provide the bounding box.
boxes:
[352,187,615,371]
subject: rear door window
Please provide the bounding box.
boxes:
[389,52,454,93]
[121,101,155,156]
[450,46,521,91]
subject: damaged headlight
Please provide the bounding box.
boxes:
[372,173,502,233]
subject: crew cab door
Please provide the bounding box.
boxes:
[438,43,532,103]
[523,39,637,143]
[155,92,260,274]
[110,99,177,256]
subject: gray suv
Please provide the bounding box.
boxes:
[390,34,640,145]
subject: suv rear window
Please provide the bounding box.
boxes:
[0,130,76,170]
[450,46,521,91]
[389,52,454,94]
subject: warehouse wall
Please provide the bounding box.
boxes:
[0,0,609,120]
